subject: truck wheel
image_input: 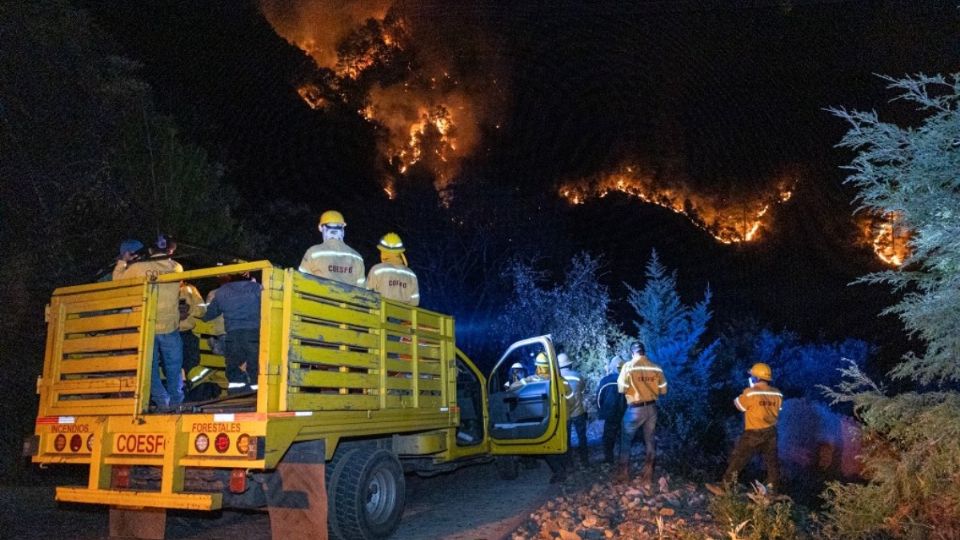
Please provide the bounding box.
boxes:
[495,455,520,480]
[327,448,405,540]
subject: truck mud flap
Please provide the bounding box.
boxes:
[265,439,328,540]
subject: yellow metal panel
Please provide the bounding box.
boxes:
[291,295,380,329]
[287,393,379,411]
[417,396,443,409]
[59,355,139,374]
[288,370,379,390]
[48,401,135,415]
[292,272,380,308]
[63,310,143,334]
[399,360,441,375]
[292,345,378,370]
[54,377,137,393]
[56,487,221,511]
[385,341,442,360]
[290,320,379,350]
[384,378,413,390]
[64,297,144,316]
[103,456,164,466]
[61,333,140,355]
[392,430,448,455]
[58,285,144,304]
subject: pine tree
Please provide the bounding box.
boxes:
[626,250,719,469]
[820,73,960,538]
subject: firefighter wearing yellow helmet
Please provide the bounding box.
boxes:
[707,362,784,495]
[299,210,365,287]
[366,232,420,306]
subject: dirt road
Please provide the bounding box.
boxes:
[1,460,556,540]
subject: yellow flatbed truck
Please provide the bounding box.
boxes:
[26,261,568,539]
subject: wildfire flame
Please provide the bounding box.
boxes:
[559,166,796,244]
[260,0,497,192]
[857,212,911,266]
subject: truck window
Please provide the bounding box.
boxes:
[487,343,551,440]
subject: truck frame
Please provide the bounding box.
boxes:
[27,261,568,539]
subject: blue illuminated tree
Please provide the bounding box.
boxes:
[626,250,719,467]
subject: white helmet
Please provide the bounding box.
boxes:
[558,353,572,369]
[509,362,523,370]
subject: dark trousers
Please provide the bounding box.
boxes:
[180,331,200,377]
[602,416,622,462]
[723,426,780,489]
[567,414,588,465]
[224,328,260,393]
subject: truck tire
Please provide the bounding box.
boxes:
[327,447,405,540]
[495,455,520,480]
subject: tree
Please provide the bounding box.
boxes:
[626,250,719,469]
[494,253,626,400]
[820,74,960,538]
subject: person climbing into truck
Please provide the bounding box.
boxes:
[366,232,420,306]
[201,272,262,395]
[299,210,365,287]
[113,234,185,409]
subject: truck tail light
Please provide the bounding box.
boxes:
[112,465,131,489]
[229,469,247,493]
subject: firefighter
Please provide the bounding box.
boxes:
[616,341,667,485]
[366,232,420,306]
[504,362,526,389]
[178,282,205,383]
[597,354,626,464]
[299,210,365,287]
[559,352,589,467]
[113,235,185,408]
[707,363,784,495]
[202,273,262,394]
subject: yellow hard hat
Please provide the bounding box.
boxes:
[377,232,405,252]
[319,210,346,227]
[535,352,549,368]
[749,362,773,381]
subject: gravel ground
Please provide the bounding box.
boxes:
[0,460,558,540]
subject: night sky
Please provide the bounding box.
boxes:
[80,0,960,366]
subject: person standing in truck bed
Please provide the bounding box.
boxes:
[299,210,365,287]
[201,273,262,395]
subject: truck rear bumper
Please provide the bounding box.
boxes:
[56,487,222,511]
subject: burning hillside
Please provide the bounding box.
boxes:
[259,0,503,193]
[857,213,911,267]
[559,166,796,244]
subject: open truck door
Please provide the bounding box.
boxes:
[486,335,568,456]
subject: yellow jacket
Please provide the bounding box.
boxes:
[113,255,183,334]
[734,381,783,430]
[617,355,667,404]
[366,261,420,306]
[178,283,205,332]
[299,239,365,287]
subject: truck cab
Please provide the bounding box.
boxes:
[26,261,567,539]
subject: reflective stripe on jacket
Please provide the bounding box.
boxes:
[561,368,585,418]
[735,381,783,430]
[299,239,365,287]
[366,262,420,306]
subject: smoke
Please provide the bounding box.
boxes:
[260,0,506,192]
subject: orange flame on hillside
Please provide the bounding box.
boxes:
[857,213,911,266]
[560,166,795,244]
[260,0,494,191]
